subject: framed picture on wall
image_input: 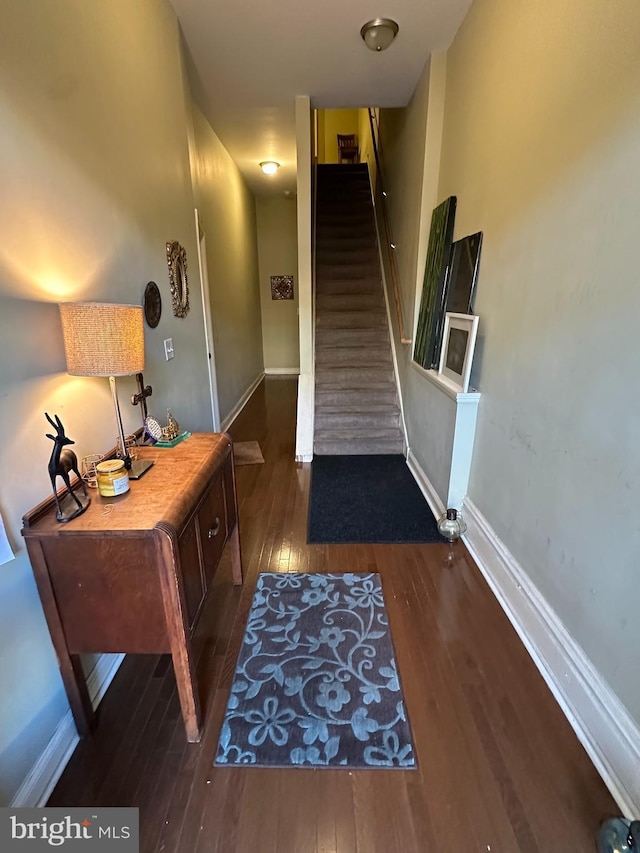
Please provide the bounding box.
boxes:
[271,275,294,300]
[438,312,479,393]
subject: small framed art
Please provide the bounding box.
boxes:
[438,312,479,393]
[270,275,294,300]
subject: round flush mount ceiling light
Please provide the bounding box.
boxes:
[259,161,280,175]
[360,18,399,52]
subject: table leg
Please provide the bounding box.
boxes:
[230,522,243,586]
[25,540,95,736]
[157,530,202,742]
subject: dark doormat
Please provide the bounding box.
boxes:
[307,455,444,544]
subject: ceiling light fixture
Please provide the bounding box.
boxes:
[360,18,399,52]
[260,161,280,175]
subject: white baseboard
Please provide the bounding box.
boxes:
[462,497,640,818]
[264,368,300,375]
[406,449,445,520]
[220,372,264,432]
[295,372,314,462]
[11,653,125,808]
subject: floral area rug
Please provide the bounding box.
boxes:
[214,572,416,769]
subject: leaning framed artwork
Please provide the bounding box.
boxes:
[413,196,457,370]
[438,312,479,393]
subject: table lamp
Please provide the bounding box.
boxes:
[59,302,154,479]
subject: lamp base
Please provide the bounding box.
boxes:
[128,459,154,480]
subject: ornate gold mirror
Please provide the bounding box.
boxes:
[166,241,190,318]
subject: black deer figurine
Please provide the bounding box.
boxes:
[45,413,90,522]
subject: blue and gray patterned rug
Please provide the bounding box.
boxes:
[215,572,416,769]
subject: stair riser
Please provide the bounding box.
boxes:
[316,328,389,346]
[313,438,405,456]
[317,189,372,200]
[316,226,377,240]
[316,280,382,296]
[316,365,395,386]
[315,412,401,430]
[316,202,371,213]
[317,294,385,313]
[316,240,377,254]
[317,215,374,229]
[316,219,374,229]
[316,312,387,329]
[316,349,391,366]
[317,207,372,219]
[316,250,378,266]
[315,390,398,409]
[316,266,380,280]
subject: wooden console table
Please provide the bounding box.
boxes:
[22,433,242,743]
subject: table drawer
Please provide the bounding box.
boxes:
[198,473,227,587]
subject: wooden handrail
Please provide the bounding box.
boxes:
[367,109,411,345]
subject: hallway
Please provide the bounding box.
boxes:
[48,377,616,852]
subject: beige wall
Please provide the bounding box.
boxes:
[0,0,261,803]
[378,57,460,494]
[190,104,264,419]
[256,197,299,372]
[437,0,640,722]
[382,0,640,732]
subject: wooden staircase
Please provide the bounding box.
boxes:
[313,164,404,456]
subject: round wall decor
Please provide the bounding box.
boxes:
[143,281,162,328]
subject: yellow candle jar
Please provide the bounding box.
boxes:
[96,459,130,497]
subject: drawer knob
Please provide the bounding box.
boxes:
[208,518,221,539]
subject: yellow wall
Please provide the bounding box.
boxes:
[256,197,300,371]
[358,108,376,186]
[317,109,360,164]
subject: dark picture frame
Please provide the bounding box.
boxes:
[444,231,483,316]
[413,196,457,370]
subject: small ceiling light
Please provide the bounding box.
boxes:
[360,18,399,52]
[260,161,280,175]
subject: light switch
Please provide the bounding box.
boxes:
[164,338,174,360]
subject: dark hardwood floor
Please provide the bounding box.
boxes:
[48,377,616,851]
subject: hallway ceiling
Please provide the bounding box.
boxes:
[170,0,472,196]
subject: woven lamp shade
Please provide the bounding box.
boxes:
[59,302,145,377]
